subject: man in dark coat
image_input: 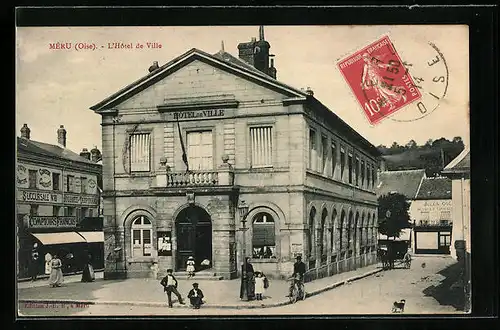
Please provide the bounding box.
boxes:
[160,269,185,308]
[289,255,306,296]
[28,243,39,281]
[187,282,204,309]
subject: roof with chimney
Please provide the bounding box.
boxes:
[89,27,381,157]
[17,137,99,166]
[376,169,426,200]
[442,145,470,175]
[414,176,452,200]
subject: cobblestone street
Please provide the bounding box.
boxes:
[18,256,465,316]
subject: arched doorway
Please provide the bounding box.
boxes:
[175,206,212,271]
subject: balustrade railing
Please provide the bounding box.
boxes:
[166,171,219,187]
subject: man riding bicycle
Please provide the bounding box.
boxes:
[289,255,306,297]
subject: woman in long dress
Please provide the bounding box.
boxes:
[48,253,64,287]
[81,253,95,282]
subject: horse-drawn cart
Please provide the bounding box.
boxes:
[377,240,411,270]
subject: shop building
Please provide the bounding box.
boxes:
[410,176,452,254]
[90,27,381,280]
[16,124,103,278]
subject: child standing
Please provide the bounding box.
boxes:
[254,272,266,300]
[186,256,195,278]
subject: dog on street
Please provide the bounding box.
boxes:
[391,299,406,313]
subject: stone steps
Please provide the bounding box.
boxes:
[170,270,224,281]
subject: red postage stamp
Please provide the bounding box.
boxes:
[337,35,422,125]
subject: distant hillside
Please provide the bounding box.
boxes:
[378,137,465,177]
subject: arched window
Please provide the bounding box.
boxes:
[131,215,152,257]
[252,212,276,259]
[360,213,365,248]
[320,209,328,262]
[308,207,316,259]
[331,209,337,253]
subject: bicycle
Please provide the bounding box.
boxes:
[288,277,306,303]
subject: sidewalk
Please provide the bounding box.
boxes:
[18,263,385,309]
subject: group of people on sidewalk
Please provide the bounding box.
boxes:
[160,269,205,309]
[27,243,96,288]
[239,257,270,301]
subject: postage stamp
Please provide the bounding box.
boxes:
[337,35,422,125]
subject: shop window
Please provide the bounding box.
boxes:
[130,133,151,172]
[331,142,337,177]
[131,216,153,257]
[52,173,60,191]
[187,131,213,170]
[309,129,317,170]
[321,135,328,175]
[30,205,38,216]
[252,212,276,259]
[250,126,273,168]
[340,147,345,180]
[348,154,353,184]
[28,170,37,189]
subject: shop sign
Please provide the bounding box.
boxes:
[38,169,52,190]
[18,189,62,204]
[63,194,99,205]
[28,216,77,228]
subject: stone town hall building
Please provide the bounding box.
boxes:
[90,27,381,280]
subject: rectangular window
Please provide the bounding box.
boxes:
[371,166,376,188]
[187,131,213,170]
[66,175,74,192]
[28,170,37,189]
[53,206,60,216]
[355,157,360,186]
[331,142,337,177]
[65,207,75,216]
[30,205,38,216]
[80,177,87,194]
[52,173,60,191]
[361,160,365,187]
[130,133,151,172]
[143,230,152,256]
[250,126,273,168]
[321,135,328,174]
[340,147,345,180]
[348,154,353,184]
[367,164,371,189]
[309,129,317,170]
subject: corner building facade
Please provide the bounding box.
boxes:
[91,30,380,280]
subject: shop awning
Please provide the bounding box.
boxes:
[77,231,104,243]
[31,232,87,245]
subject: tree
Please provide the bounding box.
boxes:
[424,139,433,147]
[406,139,417,149]
[390,141,399,149]
[377,193,411,239]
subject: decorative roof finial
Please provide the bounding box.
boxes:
[221,40,225,52]
[259,25,265,41]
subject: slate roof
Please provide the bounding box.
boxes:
[17,137,99,166]
[442,145,470,174]
[415,176,452,200]
[376,169,426,199]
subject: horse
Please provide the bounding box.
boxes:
[377,248,394,270]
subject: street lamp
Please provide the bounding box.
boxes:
[238,199,250,301]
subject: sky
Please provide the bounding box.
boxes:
[16,25,469,153]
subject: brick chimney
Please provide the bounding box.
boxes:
[20,124,30,139]
[80,148,91,160]
[237,26,275,77]
[57,125,67,147]
[90,146,101,163]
